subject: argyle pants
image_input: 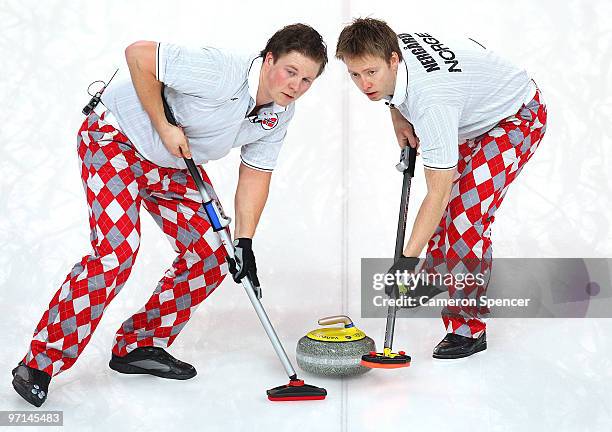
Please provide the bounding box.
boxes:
[23,110,229,377]
[423,88,547,338]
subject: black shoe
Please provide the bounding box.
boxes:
[11,363,52,407]
[402,281,445,309]
[432,331,487,359]
[109,347,197,380]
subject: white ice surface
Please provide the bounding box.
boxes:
[2,307,611,431]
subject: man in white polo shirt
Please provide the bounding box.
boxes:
[12,24,327,407]
[336,18,547,359]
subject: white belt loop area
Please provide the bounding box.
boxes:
[92,103,122,131]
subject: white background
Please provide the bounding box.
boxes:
[1,1,611,431]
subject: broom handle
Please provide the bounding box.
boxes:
[162,84,297,378]
[384,146,417,351]
[184,157,297,379]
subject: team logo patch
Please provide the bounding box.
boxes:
[260,113,278,130]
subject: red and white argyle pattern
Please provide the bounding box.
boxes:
[23,111,229,377]
[424,89,547,338]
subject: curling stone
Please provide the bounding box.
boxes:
[296,315,375,377]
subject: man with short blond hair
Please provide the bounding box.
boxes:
[337,18,547,359]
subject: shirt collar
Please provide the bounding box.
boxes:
[385,59,408,107]
[247,55,287,115]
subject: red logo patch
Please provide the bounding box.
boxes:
[260,113,278,130]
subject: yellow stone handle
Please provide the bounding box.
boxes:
[317,315,353,327]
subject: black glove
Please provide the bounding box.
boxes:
[227,238,260,287]
[384,256,419,297]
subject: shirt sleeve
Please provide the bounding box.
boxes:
[156,43,233,99]
[412,105,460,170]
[240,126,288,172]
[240,105,295,172]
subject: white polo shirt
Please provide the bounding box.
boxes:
[386,32,536,170]
[101,43,295,171]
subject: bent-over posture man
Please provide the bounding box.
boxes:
[336,18,546,359]
[12,24,327,407]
